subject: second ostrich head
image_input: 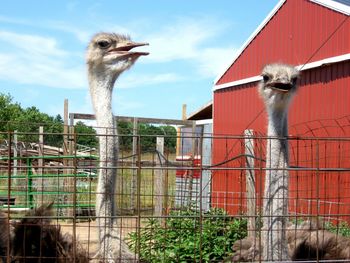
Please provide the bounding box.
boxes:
[258,63,299,110]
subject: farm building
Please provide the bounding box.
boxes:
[210,0,350,220]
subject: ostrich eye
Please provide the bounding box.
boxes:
[262,74,270,82]
[291,76,298,85]
[97,40,111,49]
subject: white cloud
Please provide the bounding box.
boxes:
[0,15,237,90]
[145,17,219,63]
[0,14,93,44]
[142,17,237,78]
[117,73,184,89]
[0,31,66,57]
[0,31,86,89]
[197,47,238,77]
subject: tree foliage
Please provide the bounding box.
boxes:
[118,122,177,153]
[0,93,177,152]
[74,121,98,148]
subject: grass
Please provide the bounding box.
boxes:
[0,151,177,215]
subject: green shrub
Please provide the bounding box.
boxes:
[325,221,350,237]
[127,207,247,262]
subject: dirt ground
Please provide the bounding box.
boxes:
[60,218,139,257]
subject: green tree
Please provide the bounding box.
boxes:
[0,93,23,133]
[0,92,98,148]
[0,92,177,151]
[75,121,98,148]
[116,122,177,153]
[117,121,133,151]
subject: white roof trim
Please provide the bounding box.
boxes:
[310,0,350,15]
[214,75,262,91]
[213,53,350,91]
[214,0,349,85]
[296,53,350,70]
[195,119,213,125]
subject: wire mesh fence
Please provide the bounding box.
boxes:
[0,127,350,262]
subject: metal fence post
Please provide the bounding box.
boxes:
[27,158,34,209]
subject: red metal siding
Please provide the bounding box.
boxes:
[216,0,350,85]
[212,61,350,217]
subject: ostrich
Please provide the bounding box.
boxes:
[0,211,10,263]
[229,64,350,262]
[258,63,299,261]
[0,204,88,263]
[229,219,350,261]
[86,32,148,262]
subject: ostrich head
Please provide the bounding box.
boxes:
[258,63,299,110]
[86,32,149,79]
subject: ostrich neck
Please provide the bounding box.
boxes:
[267,109,289,164]
[89,71,118,130]
[88,69,120,257]
[262,108,290,261]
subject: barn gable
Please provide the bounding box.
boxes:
[211,0,350,216]
[214,0,350,87]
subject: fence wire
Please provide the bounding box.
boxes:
[0,125,349,262]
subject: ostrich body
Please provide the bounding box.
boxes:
[230,220,350,262]
[258,63,299,261]
[0,204,88,263]
[86,32,148,262]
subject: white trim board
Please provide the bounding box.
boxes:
[311,0,350,16]
[195,119,213,125]
[213,53,350,92]
[213,0,350,86]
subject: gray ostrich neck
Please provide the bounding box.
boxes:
[89,69,121,260]
[89,71,118,129]
[262,107,290,261]
[267,109,289,165]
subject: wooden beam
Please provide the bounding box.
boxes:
[69,113,194,126]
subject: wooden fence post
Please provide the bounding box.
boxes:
[63,99,74,218]
[131,117,138,213]
[67,126,75,218]
[154,137,165,219]
[37,126,44,205]
[13,130,18,188]
[244,129,256,238]
[187,121,196,204]
[14,130,17,175]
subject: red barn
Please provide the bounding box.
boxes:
[211,0,350,220]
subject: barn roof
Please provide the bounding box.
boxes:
[214,53,350,91]
[213,0,350,87]
[187,100,212,120]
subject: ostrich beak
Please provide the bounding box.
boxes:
[109,42,149,57]
[267,82,294,93]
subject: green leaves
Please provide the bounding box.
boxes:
[127,207,247,262]
[118,121,177,153]
[0,92,96,148]
[325,221,350,237]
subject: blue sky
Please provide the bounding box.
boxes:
[0,1,278,121]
